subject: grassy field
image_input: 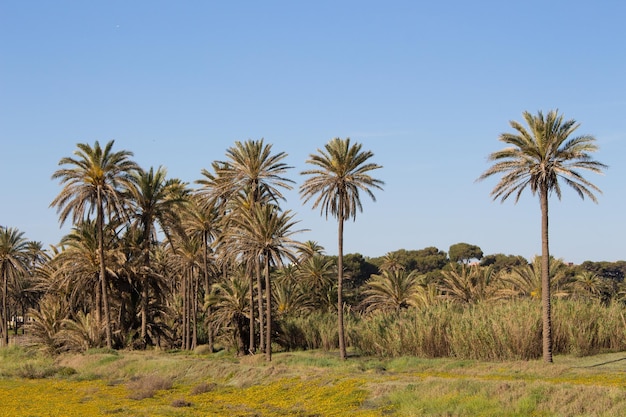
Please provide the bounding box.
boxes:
[0,346,625,416]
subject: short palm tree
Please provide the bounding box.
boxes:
[380,252,406,273]
[0,227,29,346]
[296,240,325,263]
[477,110,607,362]
[500,255,569,300]
[300,137,383,359]
[298,255,335,292]
[51,140,140,348]
[570,271,606,300]
[55,221,125,345]
[439,263,502,304]
[360,269,425,313]
[207,269,251,355]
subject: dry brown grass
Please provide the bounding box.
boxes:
[126,374,173,400]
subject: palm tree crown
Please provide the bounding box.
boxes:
[50,140,140,226]
[216,139,294,203]
[478,110,606,203]
[300,138,384,221]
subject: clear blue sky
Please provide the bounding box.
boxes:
[1,1,624,264]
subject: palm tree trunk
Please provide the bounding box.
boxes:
[248,270,255,354]
[256,258,264,353]
[2,266,7,347]
[97,189,113,349]
[185,267,192,350]
[95,279,102,328]
[192,267,198,350]
[264,255,272,362]
[540,186,553,363]
[337,200,347,360]
[203,231,214,352]
[181,267,187,350]
[140,227,151,347]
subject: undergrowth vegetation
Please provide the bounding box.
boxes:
[282,299,626,361]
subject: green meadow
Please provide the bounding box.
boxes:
[1,346,625,417]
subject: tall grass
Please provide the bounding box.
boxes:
[285,299,626,360]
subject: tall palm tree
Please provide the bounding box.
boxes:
[300,137,384,359]
[183,194,222,351]
[224,203,303,361]
[126,166,187,346]
[0,227,29,346]
[209,139,294,354]
[51,140,140,348]
[477,110,607,362]
[170,235,202,350]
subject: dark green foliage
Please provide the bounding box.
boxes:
[333,253,379,288]
[480,253,528,272]
[578,261,626,283]
[449,242,484,263]
[370,247,448,274]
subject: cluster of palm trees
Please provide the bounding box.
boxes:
[2,137,383,361]
[1,110,608,365]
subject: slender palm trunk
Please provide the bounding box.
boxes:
[95,279,102,326]
[140,226,151,347]
[248,271,255,354]
[184,266,191,350]
[181,267,187,350]
[256,258,264,353]
[203,231,214,352]
[2,266,7,346]
[337,199,347,360]
[264,255,272,361]
[192,267,198,350]
[540,186,553,363]
[97,190,113,349]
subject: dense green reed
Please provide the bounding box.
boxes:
[285,299,625,361]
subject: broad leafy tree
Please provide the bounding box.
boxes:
[478,110,607,362]
[51,140,140,348]
[449,242,483,264]
[300,137,383,359]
